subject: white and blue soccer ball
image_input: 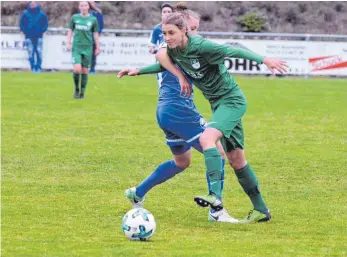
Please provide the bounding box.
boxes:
[122,208,156,241]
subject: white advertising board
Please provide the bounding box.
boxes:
[1,33,346,76]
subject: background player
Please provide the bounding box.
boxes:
[67,1,100,99]
[148,3,173,55]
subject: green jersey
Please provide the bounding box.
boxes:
[69,14,99,46]
[166,35,264,105]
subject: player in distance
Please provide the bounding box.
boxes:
[67,1,100,99]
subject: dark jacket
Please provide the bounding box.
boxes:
[19,2,48,39]
[91,10,104,34]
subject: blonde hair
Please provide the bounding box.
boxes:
[162,12,188,31]
[188,10,200,21]
[175,2,189,18]
[163,2,201,31]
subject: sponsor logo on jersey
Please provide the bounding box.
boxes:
[75,24,90,31]
[190,58,200,69]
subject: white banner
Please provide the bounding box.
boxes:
[1,33,347,76]
[1,33,156,70]
[215,39,310,75]
[1,33,30,69]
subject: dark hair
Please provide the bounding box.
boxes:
[161,3,173,11]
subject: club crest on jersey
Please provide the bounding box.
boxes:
[87,22,92,26]
[190,59,200,69]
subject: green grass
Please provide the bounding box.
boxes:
[2,72,347,257]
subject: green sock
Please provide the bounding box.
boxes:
[235,164,268,213]
[204,147,223,199]
[81,74,88,93]
[73,73,80,92]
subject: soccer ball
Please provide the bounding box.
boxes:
[122,208,156,241]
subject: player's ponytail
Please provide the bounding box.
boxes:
[175,2,188,13]
[175,2,189,20]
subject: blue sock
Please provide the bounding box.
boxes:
[136,160,184,198]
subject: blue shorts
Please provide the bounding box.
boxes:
[156,101,206,155]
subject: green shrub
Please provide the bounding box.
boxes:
[237,11,267,32]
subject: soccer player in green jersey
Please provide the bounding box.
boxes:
[120,5,239,223]
[67,1,100,99]
[119,12,288,223]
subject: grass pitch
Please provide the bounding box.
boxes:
[2,72,347,257]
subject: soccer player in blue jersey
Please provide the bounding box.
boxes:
[148,3,173,55]
[119,3,237,223]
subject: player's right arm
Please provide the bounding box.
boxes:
[155,48,192,96]
[67,30,73,51]
[67,16,74,51]
[117,63,166,78]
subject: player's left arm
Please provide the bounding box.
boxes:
[156,48,192,96]
[93,19,100,56]
[200,40,288,75]
[93,32,100,55]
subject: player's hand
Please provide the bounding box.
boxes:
[117,68,140,78]
[94,48,100,56]
[178,75,192,97]
[67,42,72,51]
[263,57,289,75]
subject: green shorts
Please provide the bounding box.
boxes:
[208,87,247,152]
[72,45,93,68]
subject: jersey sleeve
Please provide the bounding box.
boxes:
[68,16,74,30]
[199,40,264,65]
[139,63,166,75]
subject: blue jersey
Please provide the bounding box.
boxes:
[149,23,194,105]
[149,24,204,154]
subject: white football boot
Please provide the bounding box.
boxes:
[208,208,239,223]
[124,187,145,208]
